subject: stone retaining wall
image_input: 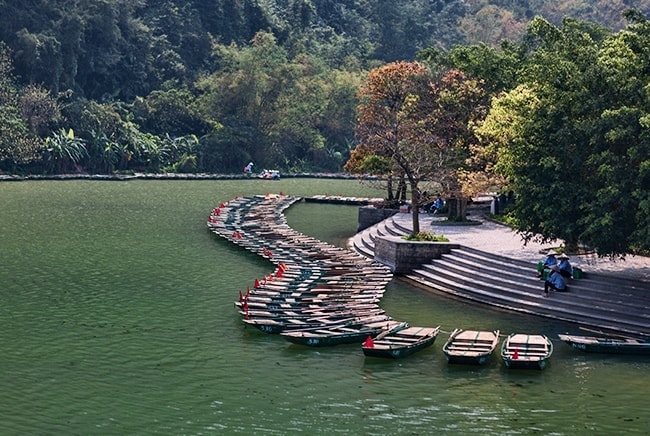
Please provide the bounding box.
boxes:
[357,205,399,232]
[374,236,460,274]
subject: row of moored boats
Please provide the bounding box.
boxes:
[364,327,555,369]
[207,194,649,370]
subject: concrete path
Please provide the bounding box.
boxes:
[393,210,650,282]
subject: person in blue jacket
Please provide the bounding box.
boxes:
[537,250,558,277]
[556,253,573,279]
[429,197,444,214]
[544,268,567,296]
[543,252,573,296]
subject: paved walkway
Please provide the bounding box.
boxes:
[393,210,650,282]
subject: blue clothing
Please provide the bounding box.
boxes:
[546,270,567,291]
[542,255,558,270]
[430,198,444,213]
[557,259,573,278]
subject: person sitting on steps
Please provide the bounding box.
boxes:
[543,266,568,296]
[556,253,573,279]
[537,250,558,277]
[543,253,572,297]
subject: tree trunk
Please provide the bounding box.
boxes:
[447,197,467,221]
[386,175,394,202]
[410,182,420,234]
[396,175,407,203]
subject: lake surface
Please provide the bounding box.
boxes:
[1,179,648,434]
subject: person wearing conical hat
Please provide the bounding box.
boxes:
[557,253,573,279]
[537,249,558,278]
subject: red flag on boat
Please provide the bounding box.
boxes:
[219,202,225,208]
[363,336,374,348]
[254,279,260,288]
[239,290,243,302]
[513,348,519,359]
[276,268,283,278]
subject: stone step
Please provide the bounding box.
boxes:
[404,271,649,337]
[454,245,536,270]
[415,261,650,323]
[433,250,650,305]
[435,249,650,306]
[351,214,650,337]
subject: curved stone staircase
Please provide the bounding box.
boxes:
[350,214,650,338]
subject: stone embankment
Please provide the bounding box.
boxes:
[0,172,364,181]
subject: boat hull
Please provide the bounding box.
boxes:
[446,353,492,365]
[558,334,650,355]
[361,326,440,359]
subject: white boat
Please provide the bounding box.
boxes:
[501,333,553,369]
[443,329,500,365]
[257,169,280,179]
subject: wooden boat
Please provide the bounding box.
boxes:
[281,319,403,347]
[442,329,500,365]
[257,169,281,179]
[558,334,650,355]
[501,333,553,369]
[362,325,440,358]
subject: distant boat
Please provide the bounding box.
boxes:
[443,329,500,365]
[501,333,553,370]
[558,334,650,355]
[362,325,440,359]
[257,169,280,180]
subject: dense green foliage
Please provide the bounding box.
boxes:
[1,0,648,175]
[473,12,650,256]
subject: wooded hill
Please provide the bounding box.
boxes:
[0,0,649,175]
[1,0,645,101]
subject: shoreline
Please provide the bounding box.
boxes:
[0,172,367,182]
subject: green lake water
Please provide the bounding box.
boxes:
[0,179,647,434]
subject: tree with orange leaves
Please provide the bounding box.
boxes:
[347,61,488,234]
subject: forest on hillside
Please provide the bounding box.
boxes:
[0,0,649,175]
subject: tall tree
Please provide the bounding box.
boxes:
[349,62,488,234]
[477,14,650,257]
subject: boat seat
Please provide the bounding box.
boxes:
[383,336,422,342]
[446,345,493,351]
[371,340,414,347]
[504,351,548,356]
[448,350,484,356]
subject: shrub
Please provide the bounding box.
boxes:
[402,231,449,242]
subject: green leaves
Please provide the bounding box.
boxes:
[44,128,88,174]
[477,15,650,256]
